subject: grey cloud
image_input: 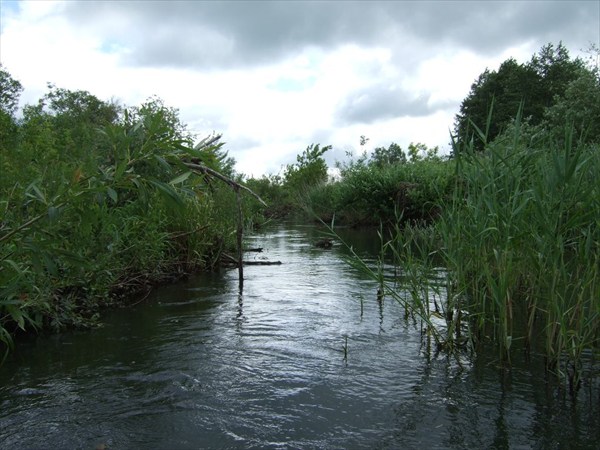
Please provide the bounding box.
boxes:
[63,1,599,69]
[335,84,434,125]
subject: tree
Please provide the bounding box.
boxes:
[529,42,587,108]
[284,143,331,193]
[407,142,441,161]
[0,66,23,155]
[370,142,406,167]
[454,58,540,151]
[0,65,23,116]
[541,69,600,144]
[453,42,588,152]
[20,85,120,165]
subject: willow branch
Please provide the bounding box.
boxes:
[183,162,267,207]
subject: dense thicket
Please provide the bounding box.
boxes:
[310,143,453,226]
[0,67,252,355]
[244,141,453,226]
[383,119,600,391]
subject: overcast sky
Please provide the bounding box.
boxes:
[1,1,599,176]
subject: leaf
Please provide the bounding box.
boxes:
[26,182,47,205]
[47,206,61,221]
[153,154,172,173]
[115,159,128,181]
[106,187,118,204]
[169,171,192,185]
[148,179,185,209]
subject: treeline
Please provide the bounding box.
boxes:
[0,69,255,355]
[245,141,454,226]
[243,43,600,229]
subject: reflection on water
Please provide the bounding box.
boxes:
[1,223,598,449]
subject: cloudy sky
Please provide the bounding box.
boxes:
[1,1,598,176]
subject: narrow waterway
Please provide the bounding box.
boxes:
[1,223,598,449]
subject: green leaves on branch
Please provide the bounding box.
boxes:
[0,75,263,355]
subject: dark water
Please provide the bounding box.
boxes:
[1,223,598,449]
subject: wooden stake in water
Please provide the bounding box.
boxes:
[235,185,244,288]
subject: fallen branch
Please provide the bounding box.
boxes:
[220,252,282,266]
[243,260,282,265]
[184,162,267,207]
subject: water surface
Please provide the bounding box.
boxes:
[1,223,598,449]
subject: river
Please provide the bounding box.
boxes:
[1,223,598,449]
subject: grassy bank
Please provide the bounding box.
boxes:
[355,122,600,392]
[0,84,257,357]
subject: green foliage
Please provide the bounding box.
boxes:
[249,139,451,226]
[305,141,452,226]
[360,119,600,389]
[245,143,331,222]
[454,42,591,151]
[0,73,258,353]
[333,119,599,391]
[371,142,407,167]
[244,174,290,221]
[283,143,331,192]
[0,64,23,115]
[541,69,600,144]
[445,124,599,383]
[0,65,23,159]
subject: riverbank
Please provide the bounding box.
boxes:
[0,89,258,355]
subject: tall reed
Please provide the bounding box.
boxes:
[441,120,599,389]
[338,119,599,390]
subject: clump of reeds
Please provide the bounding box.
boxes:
[441,118,600,391]
[337,116,600,392]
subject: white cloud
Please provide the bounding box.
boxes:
[1,0,598,176]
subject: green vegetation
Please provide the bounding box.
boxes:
[372,117,599,393]
[454,42,600,152]
[245,140,453,226]
[245,143,331,221]
[329,43,600,392]
[2,40,598,390]
[0,67,259,358]
[318,142,453,225]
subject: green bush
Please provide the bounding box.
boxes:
[0,76,259,355]
[311,156,454,226]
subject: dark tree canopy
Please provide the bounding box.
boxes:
[453,42,590,152]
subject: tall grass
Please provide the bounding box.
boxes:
[442,121,599,389]
[338,121,599,391]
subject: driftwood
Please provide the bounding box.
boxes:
[315,238,334,249]
[243,260,282,266]
[221,252,281,266]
